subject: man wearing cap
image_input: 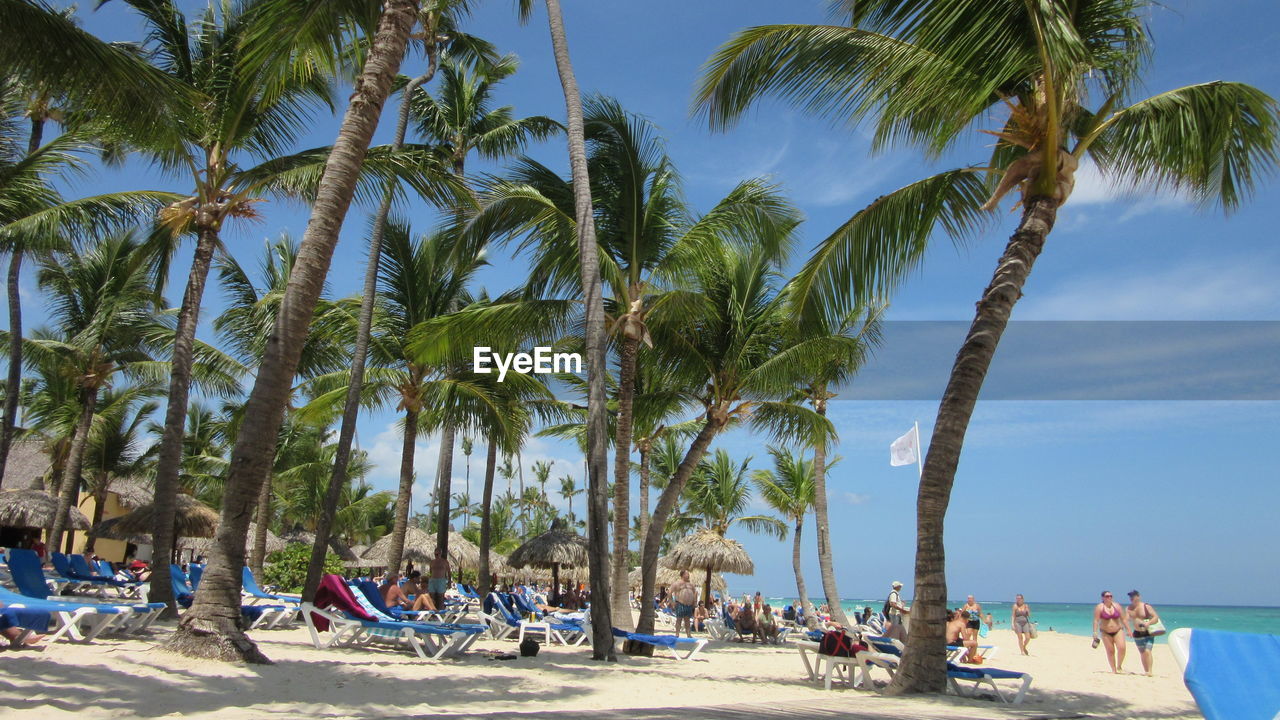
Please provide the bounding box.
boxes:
[1126,590,1161,675]
[885,581,910,640]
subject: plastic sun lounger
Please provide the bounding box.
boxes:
[8,549,158,633]
[0,585,130,644]
[1170,627,1280,720]
[241,566,302,606]
[946,662,1033,704]
[481,592,587,646]
[612,627,709,661]
[168,566,285,630]
[68,554,144,597]
[48,553,122,597]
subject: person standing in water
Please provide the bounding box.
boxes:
[1126,590,1161,676]
[1093,590,1131,673]
[1011,594,1033,655]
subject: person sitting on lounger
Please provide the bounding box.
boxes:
[693,601,709,632]
[946,609,981,663]
[380,572,413,609]
[733,601,757,641]
[0,603,44,647]
[755,603,779,643]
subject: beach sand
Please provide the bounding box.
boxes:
[0,624,1201,719]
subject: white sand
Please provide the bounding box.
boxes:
[0,624,1200,719]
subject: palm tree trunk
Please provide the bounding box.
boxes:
[249,473,272,577]
[792,516,812,618]
[637,440,650,549]
[634,411,724,645]
[302,60,439,602]
[463,446,472,527]
[477,437,498,595]
[164,0,420,663]
[149,224,219,615]
[611,334,638,628]
[0,251,23,488]
[887,196,1057,695]
[543,0,614,661]
[387,407,419,574]
[516,451,525,533]
[810,396,850,626]
[0,117,46,487]
[433,421,456,556]
[48,386,97,551]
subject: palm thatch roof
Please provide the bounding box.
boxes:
[109,477,153,509]
[109,494,220,538]
[0,439,51,492]
[662,530,754,575]
[508,528,589,569]
[182,523,286,555]
[90,515,151,544]
[0,488,90,530]
[279,529,359,562]
[359,527,481,569]
[629,563,727,593]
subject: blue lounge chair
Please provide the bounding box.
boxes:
[67,554,145,597]
[480,592,586,645]
[241,566,301,607]
[48,553,126,596]
[612,627,709,660]
[301,575,484,660]
[946,662,1033,704]
[1171,627,1280,720]
[169,565,285,630]
[4,549,143,641]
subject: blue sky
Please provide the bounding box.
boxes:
[22,1,1280,606]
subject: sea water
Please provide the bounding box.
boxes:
[762,597,1280,640]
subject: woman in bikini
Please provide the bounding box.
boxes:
[1093,590,1131,673]
[1011,594,1033,655]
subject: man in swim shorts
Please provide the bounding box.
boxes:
[428,548,450,610]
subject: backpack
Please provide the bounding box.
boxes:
[883,590,899,617]
[519,638,540,657]
[818,629,864,657]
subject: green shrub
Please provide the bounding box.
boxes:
[261,543,345,593]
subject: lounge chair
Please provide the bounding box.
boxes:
[241,566,302,607]
[946,662,1033,704]
[4,549,141,642]
[1171,627,1280,720]
[479,592,586,645]
[301,575,484,660]
[612,627,709,661]
[49,553,135,597]
[351,580,449,624]
[168,565,285,630]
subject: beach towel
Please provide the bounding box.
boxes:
[311,574,376,631]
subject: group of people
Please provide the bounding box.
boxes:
[377,548,453,612]
[1094,589,1162,675]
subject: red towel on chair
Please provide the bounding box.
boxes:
[310,574,376,631]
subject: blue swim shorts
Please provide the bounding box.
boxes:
[1133,633,1155,651]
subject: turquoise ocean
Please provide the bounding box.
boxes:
[763,597,1280,640]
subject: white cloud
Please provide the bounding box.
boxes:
[1067,157,1192,218]
[843,492,872,505]
[1019,259,1280,320]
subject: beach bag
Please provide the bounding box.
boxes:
[1144,605,1166,636]
[818,629,864,657]
[1028,622,1038,639]
[519,638,540,657]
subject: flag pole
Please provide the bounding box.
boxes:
[914,420,923,480]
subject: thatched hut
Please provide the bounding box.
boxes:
[662,530,753,606]
[0,439,51,491]
[279,529,359,562]
[360,527,480,572]
[508,525,589,604]
[0,488,90,531]
[181,523,286,557]
[629,563,727,596]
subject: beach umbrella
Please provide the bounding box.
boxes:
[109,494,219,539]
[360,527,480,571]
[508,524,588,603]
[0,488,90,531]
[90,515,152,545]
[629,563,727,595]
[182,523,285,557]
[280,529,359,562]
[109,478,154,510]
[662,530,753,607]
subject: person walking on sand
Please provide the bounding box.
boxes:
[884,581,910,641]
[1093,590,1132,673]
[962,595,983,646]
[428,548,450,611]
[669,570,698,638]
[1126,590,1161,676]
[1012,594,1033,655]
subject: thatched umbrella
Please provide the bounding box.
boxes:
[181,523,285,557]
[662,530,754,607]
[360,527,480,571]
[109,478,153,510]
[280,529,359,562]
[91,515,152,545]
[508,525,588,604]
[630,563,727,595]
[0,439,50,491]
[101,494,218,562]
[0,488,90,530]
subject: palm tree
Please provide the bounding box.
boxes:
[460,436,474,524]
[683,449,786,540]
[557,475,581,523]
[694,0,1279,691]
[0,81,178,486]
[753,446,819,619]
[634,240,833,641]
[81,387,160,554]
[304,0,498,602]
[523,0,615,658]
[531,460,552,505]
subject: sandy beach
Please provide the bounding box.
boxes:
[0,623,1201,719]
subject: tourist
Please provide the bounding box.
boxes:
[1126,590,1161,675]
[668,569,698,637]
[693,601,709,632]
[427,548,450,611]
[1012,593,1033,655]
[1093,590,1131,673]
[885,581,910,641]
[0,603,44,647]
[380,572,412,609]
[962,595,983,646]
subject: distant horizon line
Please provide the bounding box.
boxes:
[749,595,1280,610]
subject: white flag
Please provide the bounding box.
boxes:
[890,427,918,467]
